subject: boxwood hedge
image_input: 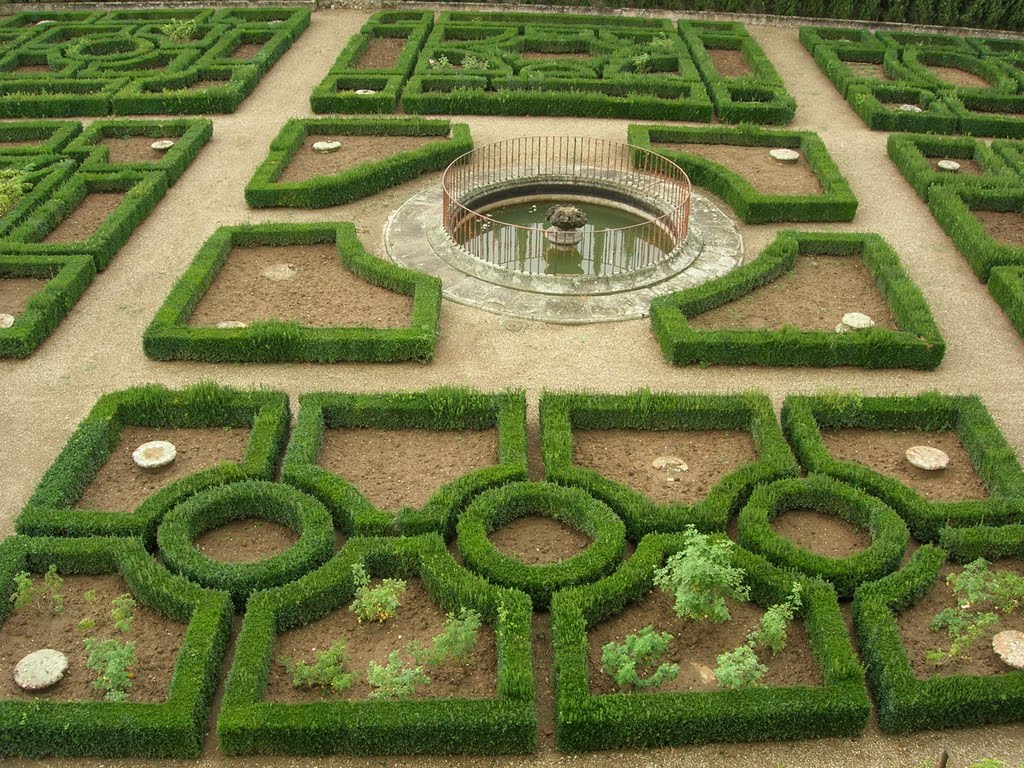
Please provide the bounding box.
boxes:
[928,184,1024,281]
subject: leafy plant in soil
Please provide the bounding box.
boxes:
[83,637,137,702]
[366,651,430,700]
[111,593,136,633]
[927,558,1024,665]
[601,625,679,692]
[348,564,405,624]
[713,643,766,689]
[654,528,749,623]
[282,639,357,695]
[78,618,97,633]
[714,582,802,690]
[10,566,64,614]
[408,608,482,668]
[0,168,32,218]
[159,18,200,43]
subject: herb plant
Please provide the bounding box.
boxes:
[10,571,35,611]
[111,593,136,633]
[83,637,137,702]
[10,566,64,614]
[0,168,32,218]
[714,582,802,690]
[348,564,405,624]
[43,566,64,615]
[714,643,766,689]
[601,625,679,691]
[654,529,749,623]
[409,608,482,668]
[367,651,430,699]
[282,640,357,695]
[159,18,199,43]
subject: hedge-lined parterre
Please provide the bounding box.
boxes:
[938,522,1024,563]
[737,474,909,599]
[887,133,1022,201]
[456,481,626,609]
[928,185,1024,281]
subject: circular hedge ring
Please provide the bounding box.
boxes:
[456,481,626,609]
[737,474,909,599]
[157,480,335,609]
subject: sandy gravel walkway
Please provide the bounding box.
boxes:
[1,9,1023,767]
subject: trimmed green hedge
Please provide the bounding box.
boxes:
[17,382,290,543]
[737,474,909,599]
[928,184,1024,281]
[456,481,626,609]
[143,222,442,364]
[782,392,1024,542]
[0,119,82,155]
[650,231,946,369]
[887,132,1021,200]
[157,480,335,610]
[989,265,1024,339]
[628,123,857,224]
[540,390,798,539]
[282,387,528,538]
[217,534,536,755]
[846,83,959,133]
[0,535,232,758]
[853,545,1024,733]
[551,531,870,751]
[245,118,471,209]
[938,522,1024,562]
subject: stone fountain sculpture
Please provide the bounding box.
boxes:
[544,204,588,248]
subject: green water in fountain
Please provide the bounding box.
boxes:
[458,200,672,276]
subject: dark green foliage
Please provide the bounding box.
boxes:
[887,133,1021,200]
[17,382,290,542]
[143,223,442,364]
[928,185,1024,281]
[650,231,945,369]
[156,480,335,610]
[245,118,472,209]
[939,523,1024,563]
[540,390,799,539]
[282,388,528,537]
[737,475,910,598]
[0,535,232,757]
[217,534,536,755]
[989,265,1024,339]
[551,533,869,750]
[782,392,1024,542]
[628,124,857,223]
[456,481,626,609]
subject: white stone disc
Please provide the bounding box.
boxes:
[0,313,15,329]
[354,89,377,95]
[151,139,175,151]
[14,649,68,691]
[994,630,1024,669]
[35,19,55,25]
[133,440,176,469]
[312,140,342,153]
[652,455,688,471]
[936,159,961,172]
[262,263,297,281]
[905,445,950,471]
[896,103,924,113]
[841,312,875,330]
[835,322,850,334]
[769,148,801,164]
[216,320,248,329]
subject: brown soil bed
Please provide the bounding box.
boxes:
[572,429,757,505]
[354,36,407,70]
[588,588,822,694]
[276,134,440,184]
[75,426,250,513]
[769,508,871,558]
[927,65,991,89]
[194,518,300,563]
[820,429,989,502]
[99,136,172,164]
[488,516,592,564]
[267,578,497,701]
[42,192,125,244]
[318,427,500,510]
[13,64,51,74]
[0,573,186,703]
[229,42,264,60]
[653,142,824,196]
[0,139,42,149]
[687,254,898,332]
[974,210,1024,248]
[708,48,752,78]
[187,243,414,329]
[898,560,1024,678]
[0,276,48,318]
[927,157,983,174]
[847,61,892,81]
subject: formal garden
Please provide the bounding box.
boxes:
[1,3,1024,768]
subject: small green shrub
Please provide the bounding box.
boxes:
[0,168,32,217]
[10,566,63,614]
[349,564,405,623]
[653,528,749,622]
[282,640,357,695]
[749,582,802,653]
[714,582,802,689]
[159,18,200,43]
[83,589,98,604]
[83,637,137,702]
[714,643,766,689]
[10,571,34,611]
[366,651,430,699]
[600,625,679,691]
[111,593,136,633]
[78,618,96,633]
[408,608,482,668]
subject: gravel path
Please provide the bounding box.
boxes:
[1,10,1023,767]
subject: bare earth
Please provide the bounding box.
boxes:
[2,8,1024,767]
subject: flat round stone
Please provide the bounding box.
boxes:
[133,440,176,469]
[14,649,68,691]
[936,159,961,172]
[312,140,342,153]
[769,148,801,164]
[262,263,297,281]
[905,445,950,471]
[0,313,15,329]
[842,312,875,330]
[216,320,247,329]
[896,103,924,113]
[150,139,175,151]
[993,630,1024,669]
[354,89,377,95]
[652,455,688,471]
[35,19,55,25]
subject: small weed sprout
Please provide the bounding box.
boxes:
[10,571,35,611]
[10,566,63,614]
[348,564,405,623]
[78,618,97,633]
[84,589,98,604]
[83,637,137,702]
[601,625,679,691]
[654,528,749,623]
[409,608,482,667]
[367,651,430,699]
[111,593,136,633]
[282,640,357,695]
[159,18,199,43]
[0,168,32,218]
[43,566,64,615]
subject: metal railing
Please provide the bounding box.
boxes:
[441,136,691,277]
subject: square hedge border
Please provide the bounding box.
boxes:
[245,117,471,209]
[0,119,82,155]
[282,387,528,538]
[927,184,1024,281]
[551,531,870,751]
[0,153,80,237]
[0,535,232,758]
[143,223,442,364]
[217,534,536,756]
[649,231,946,370]
[17,382,290,543]
[782,391,1024,542]
[627,123,857,224]
[887,132,1022,201]
[539,389,799,539]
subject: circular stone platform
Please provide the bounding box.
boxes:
[385,184,743,324]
